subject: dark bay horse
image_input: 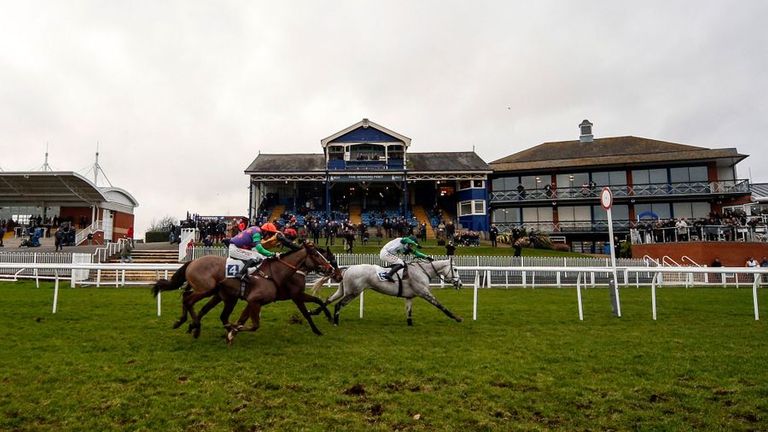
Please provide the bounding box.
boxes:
[152,243,336,339]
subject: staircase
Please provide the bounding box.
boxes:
[85,248,180,284]
[349,204,362,225]
[413,205,437,240]
[269,205,285,223]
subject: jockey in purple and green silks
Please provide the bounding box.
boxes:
[228,225,276,280]
[379,234,433,282]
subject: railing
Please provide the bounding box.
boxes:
[494,220,633,234]
[631,225,768,244]
[3,261,764,321]
[490,179,750,203]
[93,237,127,263]
[75,220,104,246]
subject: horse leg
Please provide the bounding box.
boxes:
[418,291,463,323]
[302,292,333,323]
[172,289,192,329]
[219,296,238,331]
[310,282,344,316]
[196,295,222,330]
[292,298,323,336]
[405,298,414,326]
[183,290,215,338]
[226,303,260,346]
[333,293,359,326]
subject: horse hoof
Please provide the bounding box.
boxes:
[407,319,413,326]
[226,331,236,345]
[456,317,464,323]
[193,327,201,339]
[172,321,182,329]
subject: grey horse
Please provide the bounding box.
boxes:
[311,258,463,326]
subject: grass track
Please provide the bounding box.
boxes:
[1,281,767,431]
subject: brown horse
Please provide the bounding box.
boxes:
[152,242,336,339]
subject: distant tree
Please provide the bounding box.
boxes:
[147,216,178,232]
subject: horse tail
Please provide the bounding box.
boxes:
[310,275,331,296]
[151,261,191,297]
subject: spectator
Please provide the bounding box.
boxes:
[489,224,499,247]
[120,238,133,263]
[0,223,4,247]
[54,226,64,251]
[746,257,758,268]
[126,226,134,246]
[445,241,456,257]
[710,257,722,267]
[761,257,768,267]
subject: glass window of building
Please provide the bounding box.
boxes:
[558,206,591,221]
[520,175,539,191]
[492,208,521,223]
[690,166,708,182]
[635,203,671,219]
[491,176,516,191]
[522,206,553,222]
[649,168,668,184]
[632,169,650,185]
[592,205,628,221]
[673,201,711,219]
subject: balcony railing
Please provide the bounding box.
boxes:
[495,220,633,234]
[490,179,750,203]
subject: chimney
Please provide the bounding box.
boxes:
[579,119,593,143]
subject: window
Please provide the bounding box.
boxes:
[632,169,668,185]
[522,207,553,223]
[458,200,486,216]
[670,166,708,183]
[634,203,671,220]
[558,206,591,222]
[673,202,710,219]
[592,205,629,221]
[458,180,485,190]
[492,208,520,223]
[492,176,517,191]
[591,171,627,186]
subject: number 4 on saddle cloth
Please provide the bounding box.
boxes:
[226,258,247,278]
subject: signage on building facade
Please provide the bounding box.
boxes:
[329,174,404,182]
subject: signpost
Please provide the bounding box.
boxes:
[600,187,621,317]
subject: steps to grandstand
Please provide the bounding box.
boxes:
[85,248,179,283]
[413,205,437,240]
[349,205,362,225]
[268,205,286,224]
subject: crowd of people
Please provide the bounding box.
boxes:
[632,210,767,243]
[0,216,82,248]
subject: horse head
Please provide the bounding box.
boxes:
[440,257,462,289]
[301,242,336,277]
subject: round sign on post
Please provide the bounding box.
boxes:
[600,187,613,210]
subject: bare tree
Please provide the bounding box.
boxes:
[147,216,178,232]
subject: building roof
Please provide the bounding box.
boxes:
[408,152,491,172]
[0,171,139,208]
[320,118,411,148]
[489,136,747,172]
[244,154,326,173]
[244,152,491,174]
[750,183,768,203]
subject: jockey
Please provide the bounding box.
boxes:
[228,223,277,280]
[379,234,433,282]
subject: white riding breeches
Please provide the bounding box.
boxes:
[380,250,404,267]
[228,244,266,262]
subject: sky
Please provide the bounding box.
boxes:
[1,1,767,235]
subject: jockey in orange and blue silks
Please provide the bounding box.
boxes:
[228,224,276,279]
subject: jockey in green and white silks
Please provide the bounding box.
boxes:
[379,235,432,282]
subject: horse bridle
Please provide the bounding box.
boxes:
[416,258,461,288]
[272,244,335,277]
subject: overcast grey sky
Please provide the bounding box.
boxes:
[2,1,766,234]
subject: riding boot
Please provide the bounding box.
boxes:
[384,263,404,282]
[237,259,258,281]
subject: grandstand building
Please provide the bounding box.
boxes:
[488,120,751,252]
[0,171,138,244]
[245,119,492,233]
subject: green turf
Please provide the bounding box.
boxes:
[1,281,766,431]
